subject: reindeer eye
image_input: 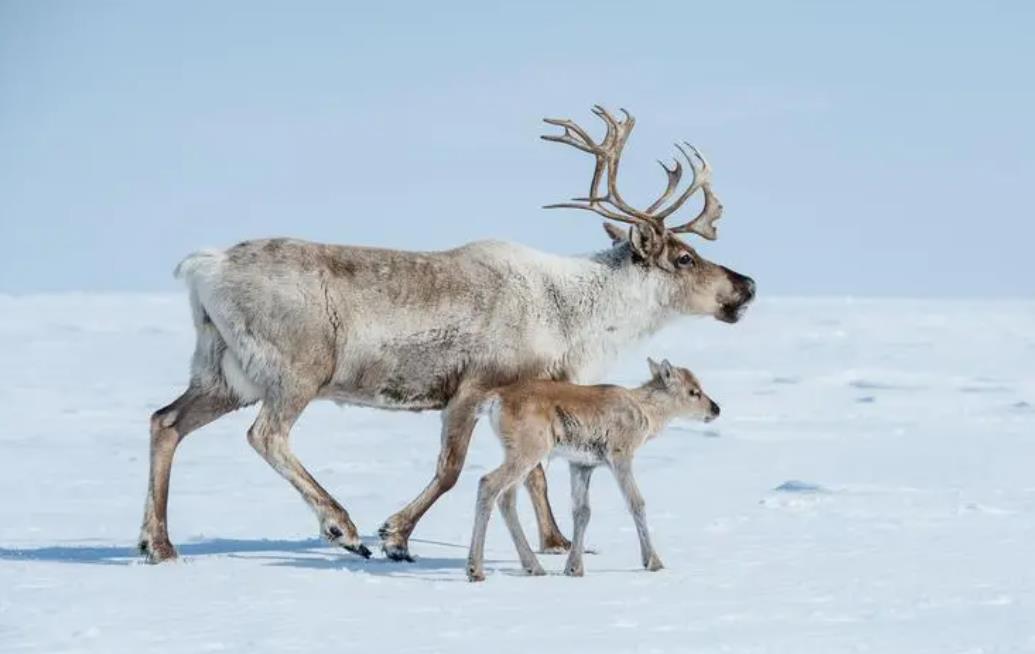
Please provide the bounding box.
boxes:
[676,253,694,267]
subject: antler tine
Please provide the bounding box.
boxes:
[542,114,611,202]
[652,142,711,221]
[541,126,594,154]
[543,106,652,228]
[591,105,632,129]
[665,143,722,240]
[588,106,657,225]
[542,201,642,225]
[590,105,616,148]
[591,105,635,153]
[588,107,625,210]
[668,183,722,240]
[645,157,683,215]
[542,117,597,149]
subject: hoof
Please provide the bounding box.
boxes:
[323,524,369,559]
[467,568,486,582]
[645,555,665,572]
[564,554,584,577]
[539,533,571,554]
[539,545,569,555]
[381,542,415,563]
[138,536,178,564]
[378,521,414,562]
[345,542,373,559]
[520,555,546,576]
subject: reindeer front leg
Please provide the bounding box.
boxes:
[381,388,571,561]
[247,392,370,559]
[379,389,483,561]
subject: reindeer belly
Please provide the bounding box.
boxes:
[551,443,608,467]
[549,406,612,465]
[319,311,565,411]
[319,324,482,411]
[322,358,463,411]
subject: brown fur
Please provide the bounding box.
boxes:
[466,358,719,581]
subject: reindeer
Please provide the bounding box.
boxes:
[466,358,719,581]
[139,106,755,564]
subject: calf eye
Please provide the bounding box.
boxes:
[676,253,694,267]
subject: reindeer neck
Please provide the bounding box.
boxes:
[555,246,676,381]
[628,382,685,436]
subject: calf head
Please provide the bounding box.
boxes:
[647,357,720,422]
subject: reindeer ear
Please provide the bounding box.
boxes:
[647,357,662,378]
[628,223,662,260]
[603,222,627,245]
[660,359,674,379]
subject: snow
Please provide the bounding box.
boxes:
[1,294,1034,653]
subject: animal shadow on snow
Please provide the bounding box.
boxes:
[0,536,480,575]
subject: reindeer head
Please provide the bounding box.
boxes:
[646,357,720,422]
[543,106,756,323]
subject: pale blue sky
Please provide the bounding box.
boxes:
[1,1,1032,295]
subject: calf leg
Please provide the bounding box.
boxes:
[563,463,594,577]
[466,460,528,581]
[498,484,545,576]
[248,393,370,559]
[139,386,240,563]
[380,389,483,561]
[611,457,663,571]
[524,464,572,553]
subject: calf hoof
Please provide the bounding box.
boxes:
[467,568,486,582]
[138,536,177,564]
[526,565,547,577]
[645,555,665,572]
[564,562,584,577]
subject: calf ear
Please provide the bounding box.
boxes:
[659,359,674,381]
[647,357,662,378]
[603,222,627,245]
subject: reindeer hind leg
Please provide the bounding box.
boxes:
[525,463,571,553]
[140,386,240,563]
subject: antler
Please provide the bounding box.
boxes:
[541,106,642,226]
[655,143,722,240]
[541,106,723,241]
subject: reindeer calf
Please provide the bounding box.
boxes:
[467,358,720,581]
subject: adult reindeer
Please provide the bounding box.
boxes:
[139,106,755,563]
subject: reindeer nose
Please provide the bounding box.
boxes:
[741,276,756,301]
[720,267,756,302]
[709,400,721,418]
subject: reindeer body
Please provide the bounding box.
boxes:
[179,238,668,413]
[138,107,756,564]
